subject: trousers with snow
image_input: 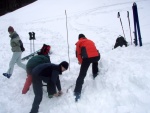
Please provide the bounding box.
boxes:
[30,66,57,113]
[30,76,56,113]
[7,52,26,75]
[74,55,100,94]
[30,74,43,113]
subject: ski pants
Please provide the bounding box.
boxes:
[74,55,100,94]
[30,65,50,113]
[7,52,26,75]
[30,65,56,113]
[30,77,56,113]
[30,74,43,113]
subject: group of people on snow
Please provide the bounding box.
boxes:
[3,26,101,113]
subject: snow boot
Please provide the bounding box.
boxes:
[74,92,81,102]
[48,95,53,98]
[3,73,11,78]
[93,73,98,79]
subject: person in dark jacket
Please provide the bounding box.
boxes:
[114,35,128,49]
[29,61,69,113]
[74,34,100,101]
[3,26,25,78]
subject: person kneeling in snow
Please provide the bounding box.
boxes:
[114,35,128,49]
[22,44,51,94]
[22,54,50,94]
[29,61,69,113]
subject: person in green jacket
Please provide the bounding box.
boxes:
[22,43,51,94]
[3,26,26,78]
[22,54,50,94]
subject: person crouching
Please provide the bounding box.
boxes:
[30,61,69,113]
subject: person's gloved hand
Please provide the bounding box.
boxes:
[53,91,63,97]
[58,91,63,96]
[53,93,59,97]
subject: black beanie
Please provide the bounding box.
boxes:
[78,34,85,39]
[60,61,69,70]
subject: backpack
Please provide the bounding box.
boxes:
[19,40,25,52]
[114,35,128,49]
[38,44,51,55]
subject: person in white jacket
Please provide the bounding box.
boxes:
[3,26,26,78]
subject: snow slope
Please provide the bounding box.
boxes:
[0,0,150,113]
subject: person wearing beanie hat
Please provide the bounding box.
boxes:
[78,34,85,39]
[28,61,69,113]
[74,33,101,102]
[3,26,26,78]
[8,26,14,33]
[59,61,69,70]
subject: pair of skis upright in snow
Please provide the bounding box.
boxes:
[132,2,142,46]
[118,2,142,46]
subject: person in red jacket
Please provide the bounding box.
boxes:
[74,34,100,101]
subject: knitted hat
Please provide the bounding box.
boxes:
[78,34,85,39]
[8,26,14,33]
[60,61,69,70]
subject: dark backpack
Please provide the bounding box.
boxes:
[19,40,25,52]
[114,36,128,49]
[38,44,51,55]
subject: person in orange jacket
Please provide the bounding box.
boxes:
[74,34,100,101]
